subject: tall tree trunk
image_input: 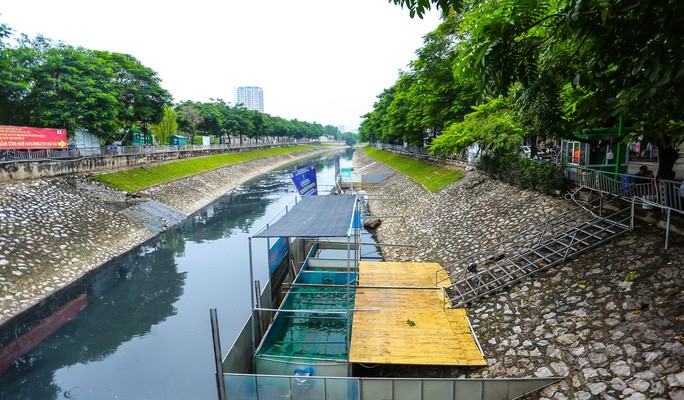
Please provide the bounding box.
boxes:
[658,146,679,180]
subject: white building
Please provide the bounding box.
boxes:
[235,86,264,113]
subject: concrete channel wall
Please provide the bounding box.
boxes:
[0,145,296,182]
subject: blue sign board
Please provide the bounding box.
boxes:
[289,165,318,196]
[268,237,289,275]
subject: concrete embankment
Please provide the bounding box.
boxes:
[0,146,340,326]
[352,150,683,399]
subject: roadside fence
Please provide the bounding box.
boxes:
[374,143,468,164]
[0,140,339,163]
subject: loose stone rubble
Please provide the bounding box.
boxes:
[353,150,683,399]
[0,147,330,326]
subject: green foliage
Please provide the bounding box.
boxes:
[0,32,171,141]
[382,0,684,179]
[624,271,638,282]
[430,95,524,155]
[0,24,334,146]
[152,107,178,144]
[455,0,684,177]
[174,99,336,143]
[363,146,463,192]
[94,146,315,192]
[389,0,464,18]
[340,132,358,146]
[359,18,480,147]
[477,152,569,195]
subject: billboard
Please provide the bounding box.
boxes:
[289,165,318,196]
[0,125,68,149]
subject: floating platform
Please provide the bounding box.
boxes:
[350,261,487,367]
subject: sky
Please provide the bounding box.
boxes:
[0,0,442,132]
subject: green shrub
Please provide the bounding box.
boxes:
[478,152,569,195]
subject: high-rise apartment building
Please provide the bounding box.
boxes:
[235,86,264,113]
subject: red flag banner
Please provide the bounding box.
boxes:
[0,125,68,149]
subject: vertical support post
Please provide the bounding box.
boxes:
[615,115,623,177]
[630,197,636,231]
[254,280,263,338]
[665,208,671,250]
[210,308,227,400]
[266,237,272,313]
[248,238,256,356]
[346,233,351,355]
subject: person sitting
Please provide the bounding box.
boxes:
[634,165,655,198]
[635,165,654,183]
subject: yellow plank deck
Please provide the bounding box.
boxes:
[349,261,487,366]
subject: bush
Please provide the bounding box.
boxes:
[478,152,569,195]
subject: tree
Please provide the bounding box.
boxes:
[12,37,121,138]
[177,104,204,137]
[359,18,479,147]
[430,95,524,155]
[97,51,171,128]
[0,29,171,142]
[389,0,464,18]
[455,0,684,178]
[152,107,177,144]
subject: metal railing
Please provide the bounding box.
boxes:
[565,167,684,212]
[0,140,342,163]
[374,143,467,164]
[566,167,683,249]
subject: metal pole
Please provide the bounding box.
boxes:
[210,309,227,400]
[630,197,636,231]
[248,238,256,356]
[665,208,671,250]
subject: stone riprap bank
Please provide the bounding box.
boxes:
[352,150,683,400]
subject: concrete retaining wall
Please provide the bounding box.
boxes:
[0,145,290,181]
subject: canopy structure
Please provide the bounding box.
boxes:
[253,195,357,238]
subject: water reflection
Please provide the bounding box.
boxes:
[0,232,185,398]
[0,149,354,400]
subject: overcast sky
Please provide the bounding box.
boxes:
[1,1,441,131]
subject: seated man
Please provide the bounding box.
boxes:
[634,165,655,197]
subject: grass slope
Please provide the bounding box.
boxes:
[363,146,463,192]
[94,146,314,192]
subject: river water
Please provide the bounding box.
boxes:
[0,149,375,400]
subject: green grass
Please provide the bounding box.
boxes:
[94,146,315,192]
[363,146,463,192]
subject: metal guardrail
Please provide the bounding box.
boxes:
[374,143,468,164]
[565,167,684,213]
[0,140,342,163]
[565,167,683,249]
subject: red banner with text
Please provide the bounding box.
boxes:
[0,125,68,149]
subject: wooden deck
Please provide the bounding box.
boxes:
[349,261,487,366]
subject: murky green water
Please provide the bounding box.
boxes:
[0,149,377,400]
